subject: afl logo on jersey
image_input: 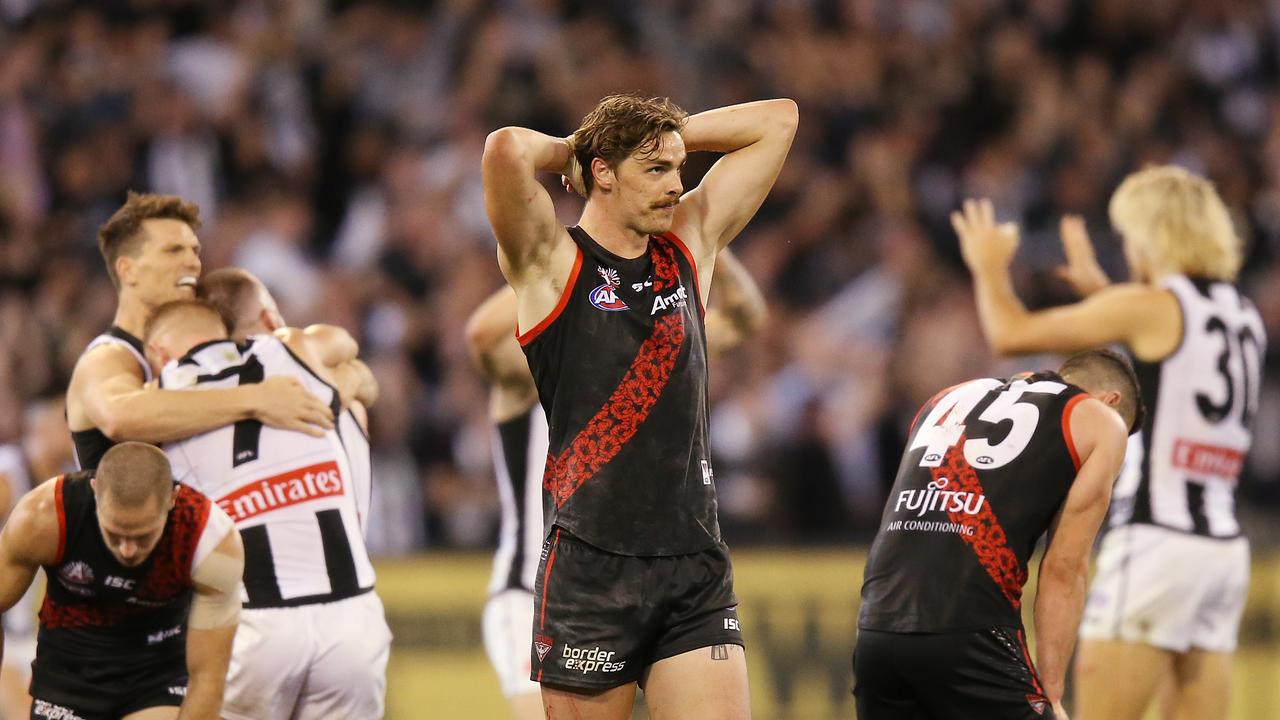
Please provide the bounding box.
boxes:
[57,561,95,596]
[589,266,629,312]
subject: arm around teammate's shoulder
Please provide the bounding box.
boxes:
[675,99,798,254]
[181,522,243,720]
[1033,397,1128,711]
[482,127,574,276]
[75,344,332,441]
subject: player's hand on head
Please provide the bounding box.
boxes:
[561,135,585,198]
[254,376,334,437]
[951,197,1020,274]
[1054,214,1110,297]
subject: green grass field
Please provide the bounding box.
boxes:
[378,549,1280,719]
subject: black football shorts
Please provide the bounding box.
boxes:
[853,626,1056,720]
[530,526,744,690]
[30,643,188,719]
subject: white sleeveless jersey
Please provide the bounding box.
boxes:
[486,403,548,595]
[85,327,154,383]
[1111,276,1266,538]
[337,408,372,536]
[0,445,37,643]
[160,336,376,607]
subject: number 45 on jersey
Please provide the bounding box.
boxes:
[911,378,1069,470]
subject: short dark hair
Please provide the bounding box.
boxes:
[98,191,201,289]
[143,299,230,344]
[1059,348,1146,434]
[573,94,688,195]
[96,442,174,509]
[198,267,261,337]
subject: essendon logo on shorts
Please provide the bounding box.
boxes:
[1026,694,1048,715]
[534,634,554,662]
[217,460,344,522]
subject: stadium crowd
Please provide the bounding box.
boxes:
[1,0,1279,551]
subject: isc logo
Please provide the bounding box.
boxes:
[104,576,136,590]
[724,618,740,631]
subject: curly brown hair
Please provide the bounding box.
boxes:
[98,191,201,289]
[573,94,688,196]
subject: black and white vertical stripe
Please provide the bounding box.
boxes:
[487,404,549,595]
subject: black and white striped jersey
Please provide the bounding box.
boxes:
[337,407,373,536]
[1111,276,1266,538]
[71,326,153,470]
[487,403,548,595]
[159,335,376,607]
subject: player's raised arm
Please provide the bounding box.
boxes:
[0,481,60,668]
[951,198,1180,358]
[73,343,332,443]
[482,127,575,278]
[705,249,768,358]
[180,525,244,720]
[1034,397,1127,717]
[675,99,797,256]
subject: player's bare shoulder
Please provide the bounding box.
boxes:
[0,478,63,566]
[68,341,147,390]
[1066,395,1129,468]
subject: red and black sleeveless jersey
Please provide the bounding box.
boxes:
[859,373,1089,632]
[36,472,211,660]
[520,226,717,556]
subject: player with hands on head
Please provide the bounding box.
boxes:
[482,93,796,719]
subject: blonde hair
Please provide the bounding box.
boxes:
[1108,165,1242,281]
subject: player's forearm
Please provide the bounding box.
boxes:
[680,99,798,154]
[333,359,378,408]
[1033,559,1089,704]
[483,127,573,176]
[971,267,1035,356]
[176,669,226,720]
[179,624,236,720]
[96,386,257,443]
